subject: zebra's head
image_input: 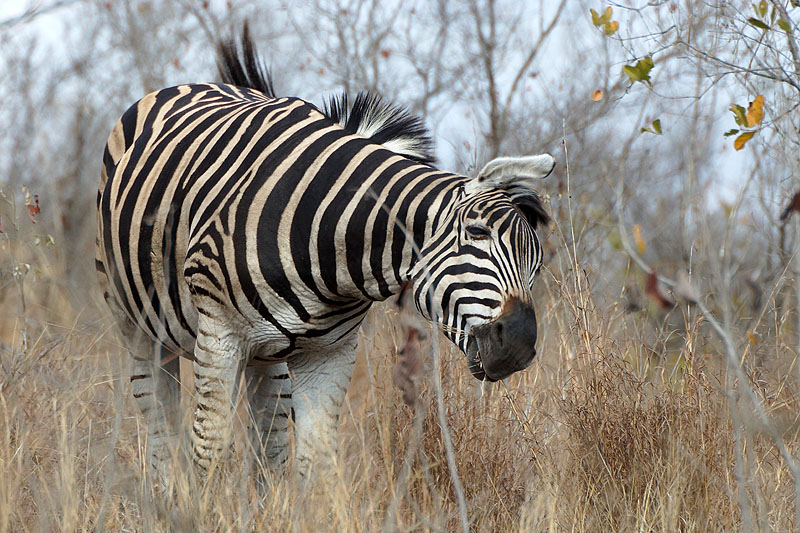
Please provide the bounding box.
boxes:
[410,154,555,382]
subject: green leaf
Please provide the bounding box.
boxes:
[730,104,747,126]
[758,0,767,17]
[623,66,640,82]
[778,19,792,33]
[723,128,740,137]
[623,56,655,84]
[748,17,771,30]
[640,119,663,135]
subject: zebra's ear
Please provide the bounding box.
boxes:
[464,154,555,195]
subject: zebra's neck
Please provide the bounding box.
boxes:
[340,158,467,302]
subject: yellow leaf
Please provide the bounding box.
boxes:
[745,95,764,127]
[633,224,646,254]
[747,331,757,344]
[590,7,613,26]
[603,21,619,35]
[733,131,755,150]
[591,89,603,101]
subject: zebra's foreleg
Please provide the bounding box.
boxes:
[246,363,292,472]
[287,337,357,480]
[191,316,243,475]
[127,335,181,490]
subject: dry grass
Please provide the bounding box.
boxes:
[1,225,799,532]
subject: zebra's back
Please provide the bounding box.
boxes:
[96,82,433,361]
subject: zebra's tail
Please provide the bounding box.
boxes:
[216,21,275,98]
[217,21,435,164]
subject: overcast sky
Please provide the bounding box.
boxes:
[0,0,773,209]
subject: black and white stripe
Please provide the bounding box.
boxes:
[96,25,554,484]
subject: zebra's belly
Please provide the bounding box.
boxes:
[242,304,371,365]
[156,297,372,365]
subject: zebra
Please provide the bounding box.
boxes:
[95,25,555,486]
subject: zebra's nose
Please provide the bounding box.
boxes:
[491,299,537,353]
[474,298,538,381]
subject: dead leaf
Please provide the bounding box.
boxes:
[393,327,422,406]
[733,131,755,150]
[26,194,40,224]
[780,191,800,221]
[645,271,675,310]
[380,49,391,59]
[745,95,764,127]
[591,89,603,101]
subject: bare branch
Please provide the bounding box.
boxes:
[499,0,567,126]
[770,0,800,83]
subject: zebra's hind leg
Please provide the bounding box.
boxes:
[127,333,182,492]
[190,314,243,476]
[246,363,292,473]
[288,337,358,481]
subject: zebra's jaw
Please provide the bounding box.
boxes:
[466,336,487,382]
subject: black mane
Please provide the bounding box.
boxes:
[322,92,435,164]
[216,22,275,98]
[217,23,435,165]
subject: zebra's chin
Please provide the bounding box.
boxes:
[466,336,490,382]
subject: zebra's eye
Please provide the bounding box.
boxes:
[465,224,491,240]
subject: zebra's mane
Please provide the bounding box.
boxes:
[216,22,276,98]
[217,24,435,165]
[509,189,550,230]
[322,92,435,165]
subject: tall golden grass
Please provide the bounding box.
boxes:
[1,207,798,532]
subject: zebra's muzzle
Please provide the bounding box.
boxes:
[468,299,538,382]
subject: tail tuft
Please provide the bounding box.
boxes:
[216,21,276,97]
